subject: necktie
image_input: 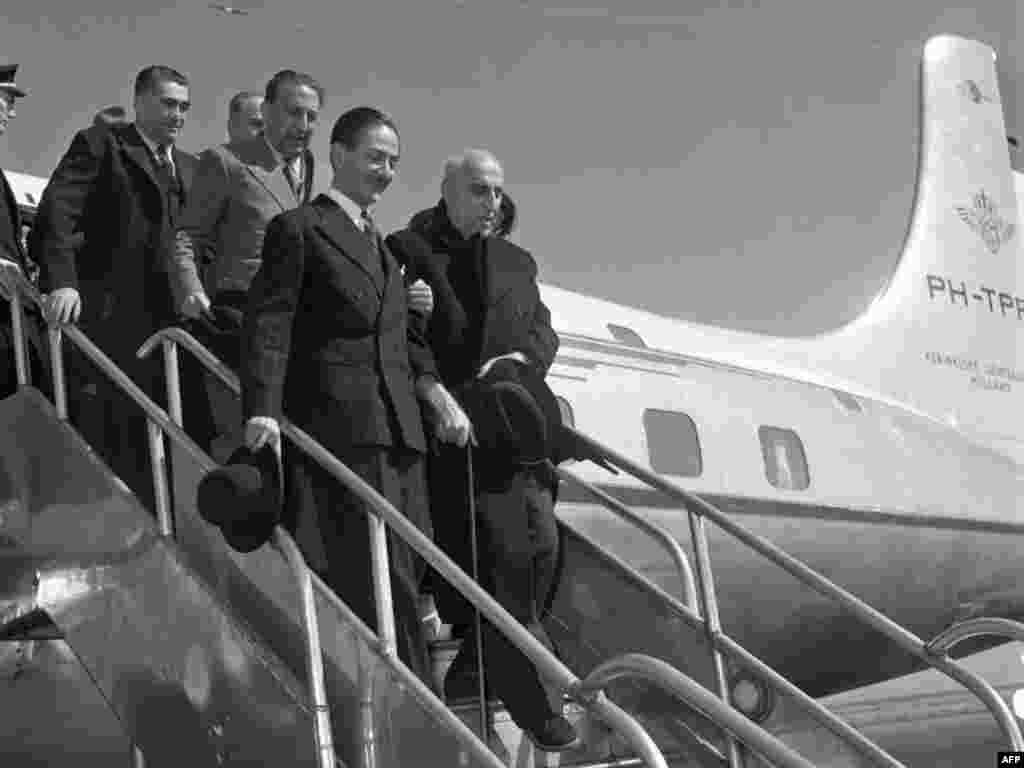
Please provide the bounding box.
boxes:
[360,209,385,271]
[155,144,172,172]
[283,160,302,201]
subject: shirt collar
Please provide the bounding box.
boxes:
[134,124,172,165]
[326,187,370,231]
[264,135,302,176]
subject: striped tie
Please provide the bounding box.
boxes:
[360,209,384,270]
[283,161,301,201]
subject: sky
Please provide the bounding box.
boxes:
[1,1,1023,335]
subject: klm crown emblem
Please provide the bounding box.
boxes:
[956,191,1015,255]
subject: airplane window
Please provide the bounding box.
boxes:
[555,395,575,428]
[643,409,702,477]
[607,323,647,349]
[758,426,810,491]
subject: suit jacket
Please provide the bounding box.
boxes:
[240,194,437,456]
[389,210,559,390]
[0,168,27,271]
[30,123,196,361]
[171,136,314,309]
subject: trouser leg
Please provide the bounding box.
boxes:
[293,447,433,685]
[453,468,562,729]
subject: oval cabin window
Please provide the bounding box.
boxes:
[643,409,702,477]
[758,426,810,491]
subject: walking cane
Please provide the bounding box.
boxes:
[466,444,491,741]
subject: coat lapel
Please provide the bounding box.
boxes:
[482,237,518,306]
[234,137,291,213]
[312,196,386,298]
[0,169,24,265]
[118,124,162,196]
[173,146,194,199]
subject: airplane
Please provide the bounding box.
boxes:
[3,25,1024,768]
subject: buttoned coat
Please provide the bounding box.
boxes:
[30,122,196,365]
[241,194,436,457]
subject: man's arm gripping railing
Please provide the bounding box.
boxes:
[137,326,674,768]
[0,264,337,768]
[564,426,1024,753]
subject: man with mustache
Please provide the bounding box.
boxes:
[31,65,197,510]
[170,70,321,456]
[240,107,470,685]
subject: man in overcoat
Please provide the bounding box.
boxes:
[30,65,197,508]
[388,149,576,751]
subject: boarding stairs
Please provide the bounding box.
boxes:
[2,260,1024,768]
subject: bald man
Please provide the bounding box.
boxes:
[387,149,574,751]
[226,91,263,143]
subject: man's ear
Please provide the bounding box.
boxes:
[329,142,344,174]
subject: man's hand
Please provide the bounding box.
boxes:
[244,416,281,454]
[477,352,528,378]
[46,287,82,325]
[181,291,211,320]
[417,377,472,447]
[407,278,433,316]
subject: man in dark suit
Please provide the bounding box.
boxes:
[0,64,47,398]
[171,70,321,459]
[30,65,197,508]
[388,149,576,751]
[240,107,470,683]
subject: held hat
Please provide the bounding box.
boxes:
[0,65,27,98]
[457,358,563,465]
[196,443,282,553]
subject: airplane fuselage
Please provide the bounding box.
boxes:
[547,323,1024,696]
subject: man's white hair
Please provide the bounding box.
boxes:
[441,148,502,191]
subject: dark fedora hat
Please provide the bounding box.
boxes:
[458,358,563,465]
[196,443,281,553]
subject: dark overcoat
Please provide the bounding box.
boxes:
[30,122,196,366]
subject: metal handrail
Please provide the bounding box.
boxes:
[927,616,1024,654]
[577,654,817,768]
[0,264,337,768]
[557,514,907,768]
[136,326,672,768]
[565,426,1024,753]
[554,465,699,613]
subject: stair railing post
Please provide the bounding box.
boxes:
[160,337,183,428]
[688,510,743,767]
[9,284,28,388]
[369,511,397,659]
[147,417,174,538]
[274,528,337,768]
[47,325,68,420]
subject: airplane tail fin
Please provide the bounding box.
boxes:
[805,35,1024,454]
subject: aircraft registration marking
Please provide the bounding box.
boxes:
[926,274,1024,320]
